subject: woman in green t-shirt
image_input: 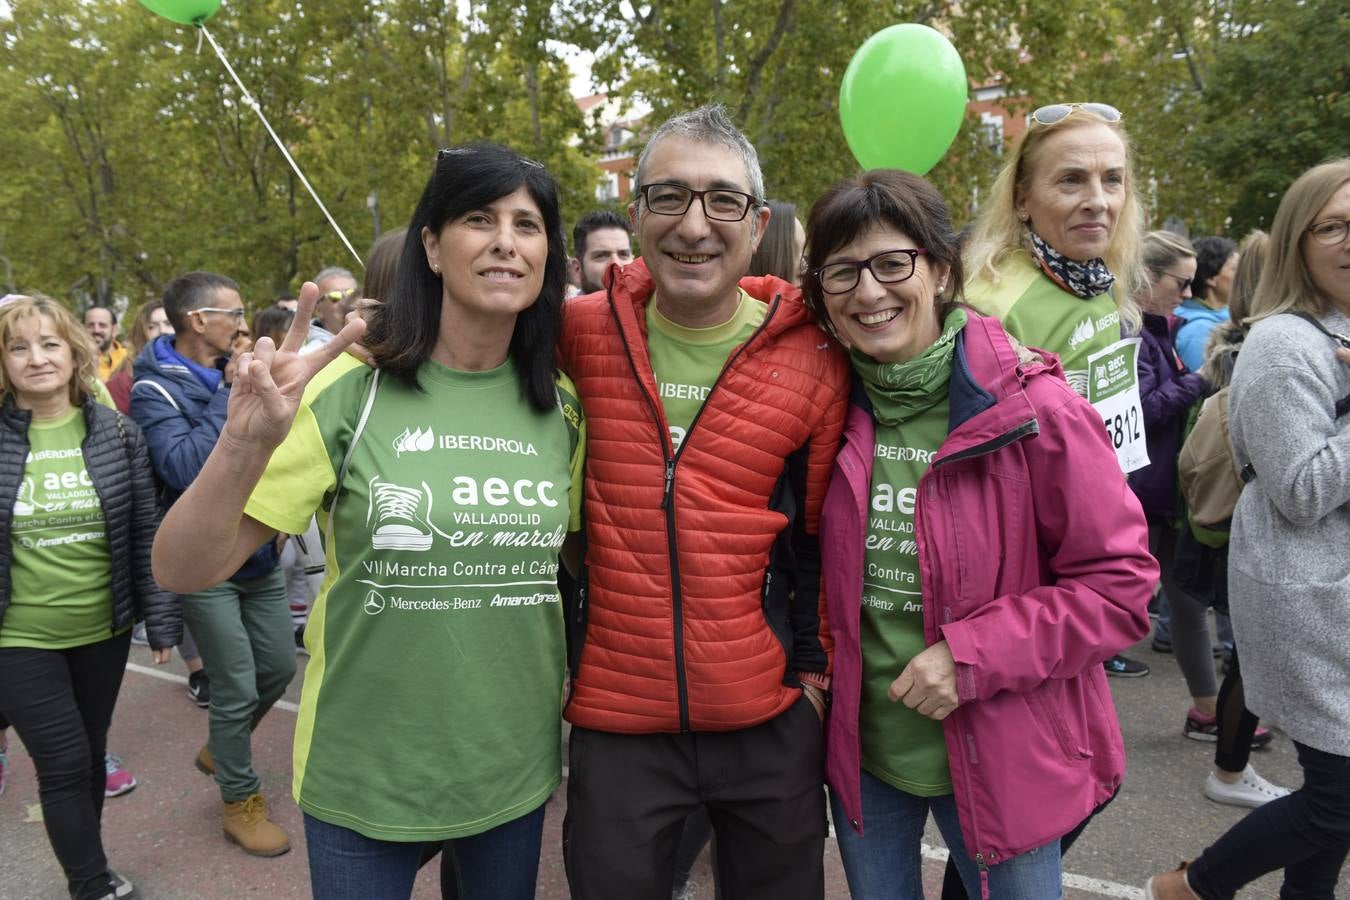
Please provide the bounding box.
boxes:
[0,295,180,900]
[962,103,1150,690]
[153,144,582,900]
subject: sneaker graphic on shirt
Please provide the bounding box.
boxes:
[366,477,434,551]
[13,478,37,517]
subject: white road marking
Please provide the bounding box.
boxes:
[123,663,1145,898]
[125,662,300,713]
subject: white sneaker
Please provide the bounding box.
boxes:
[1204,765,1291,808]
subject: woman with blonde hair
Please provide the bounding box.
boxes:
[0,295,179,900]
[1147,157,1350,899]
[964,102,1150,680]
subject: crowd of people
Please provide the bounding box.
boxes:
[0,101,1346,900]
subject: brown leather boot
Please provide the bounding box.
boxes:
[222,794,290,857]
[194,744,214,776]
[1145,863,1201,899]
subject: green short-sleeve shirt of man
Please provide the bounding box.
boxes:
[646,289,766,450]
[244,355,584,841]
[966,251,1121,398]
[859,410,952,796]
[2,408,116,650]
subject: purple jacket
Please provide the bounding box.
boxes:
[821,314,1155,885]
[1127,313,1208,518]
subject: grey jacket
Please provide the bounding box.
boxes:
[1228,309,1350,755]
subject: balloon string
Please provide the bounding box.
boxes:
[198,24,364,268]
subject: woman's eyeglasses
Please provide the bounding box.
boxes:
[1158,271,1194,293]
[1307,218,1349,247]
[1030,103,1123,127]
[814,249,928,295]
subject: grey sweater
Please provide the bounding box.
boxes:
[1228,309,1350,756]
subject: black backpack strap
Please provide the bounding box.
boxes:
[1287,312,1350,417]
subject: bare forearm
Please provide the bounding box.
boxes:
[152,431,277,593]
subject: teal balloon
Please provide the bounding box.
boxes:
[137,0,220,26]
[839,24,968,175]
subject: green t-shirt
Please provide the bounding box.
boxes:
[2,408,115,650]
[966,250,1121,398]
[859,405,953,796]
[646,289,766,449]
[244,355,585,841]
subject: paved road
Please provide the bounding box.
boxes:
[0,623,1312,898]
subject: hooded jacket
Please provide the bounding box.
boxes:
[130,335,279,580]
[558,258,850,733]
[822,313,1154,885]
[0,396,181,648]
[1128,313,1208,518]
[1174,299,1229,374]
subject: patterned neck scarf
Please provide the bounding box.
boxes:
[853,308,968,427]
[1028,230,1115,300]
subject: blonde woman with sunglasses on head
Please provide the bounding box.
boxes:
[964,102,1150,684]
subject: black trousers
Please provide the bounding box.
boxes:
[0,630,130,900]
[563,695,826,900]
[1189,740,1350,899]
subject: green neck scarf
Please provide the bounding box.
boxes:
[853,308,968,427]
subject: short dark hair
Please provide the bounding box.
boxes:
[362,227,407,304]
[572,210,631,260]
[364,144,567,412]
[748,200,799,282]
[84,304,117,325]
[251,305,294,347]
[161,271,240,332]
[802,170,964,336]
[1191,236,1238,301]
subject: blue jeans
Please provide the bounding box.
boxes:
[830,770,1063,900]
[304,804,546,900]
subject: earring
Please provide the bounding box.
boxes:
[431,264,440,274]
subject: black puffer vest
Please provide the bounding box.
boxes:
[0,396,181,648]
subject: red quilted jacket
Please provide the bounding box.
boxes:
[559,258,850,734]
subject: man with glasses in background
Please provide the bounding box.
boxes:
[309,266,358,344]
[558,105,850,900]
[130,272,295,858]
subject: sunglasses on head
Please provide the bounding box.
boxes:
[1030,103,1123,127]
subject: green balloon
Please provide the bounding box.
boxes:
[137,0,221,26]
[839,24,968,175]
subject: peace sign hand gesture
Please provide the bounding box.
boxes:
[224,281,368,451]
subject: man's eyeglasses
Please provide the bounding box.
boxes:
[1308,218,1349,247]
[1030,102,1123,127]
[323,289,357,304]
[189,307,246,320]
[814,249,929,295]
[1159,271,1194,293]
[638,183,761,222]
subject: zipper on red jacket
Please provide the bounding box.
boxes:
[608,287,782,732]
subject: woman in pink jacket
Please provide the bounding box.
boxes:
[804,170,1156,899]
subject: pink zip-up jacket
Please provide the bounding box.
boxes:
[822,313,1155,885]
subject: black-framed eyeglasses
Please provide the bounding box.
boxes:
[638,183,761,222]
[1030,102,1123,127]
[189,307,246,320]
[1308,218,1350,247]
[436,146,544,169]
[814,249,929,295]
[1158,271,1194,293]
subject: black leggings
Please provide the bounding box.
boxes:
[1213,646,1262,773]
[1188,741,1350,899]
[0,631,130,900]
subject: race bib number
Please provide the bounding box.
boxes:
[1087,338,1149,473]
